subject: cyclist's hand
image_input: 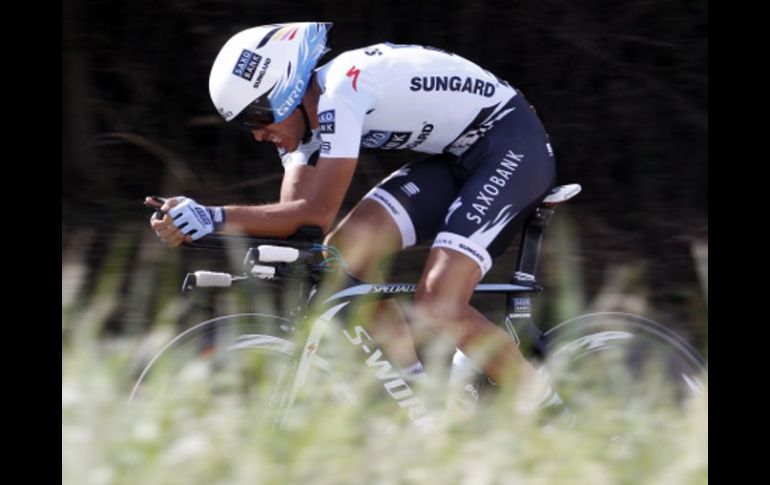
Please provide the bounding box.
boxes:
[169,196,225,242]
[147,196,226,246]
[148,196,191,247]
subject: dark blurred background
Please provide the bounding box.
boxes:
[62,0,707,347]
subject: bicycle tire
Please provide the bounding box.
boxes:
[129,313,357,413]
[542,312,707,413]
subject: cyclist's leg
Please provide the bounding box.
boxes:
[324,199,420,368]
[325,157,464,370]
[415,91,557,390]
[413,248,537,384]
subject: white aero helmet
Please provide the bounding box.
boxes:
[209,22,331,130]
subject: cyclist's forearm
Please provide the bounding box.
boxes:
[220,200,334,236]
[280,164,316,203]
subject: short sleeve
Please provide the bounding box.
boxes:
[315,61,378,159]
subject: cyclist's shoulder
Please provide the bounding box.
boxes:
[318,45,388,83]
[316,42,490,106]
[318,44,436,94]
[319,42,461,80]
[316,47,387,104]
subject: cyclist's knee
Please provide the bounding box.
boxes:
[325,208,401,277]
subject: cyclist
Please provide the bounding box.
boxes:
[149,22,561,411]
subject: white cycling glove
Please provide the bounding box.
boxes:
[167,196,226,240]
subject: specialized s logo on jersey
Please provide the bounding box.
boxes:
[361,130,412,149]
[318,110,335,134]
[232,50,262,81]
[346,66,361,91]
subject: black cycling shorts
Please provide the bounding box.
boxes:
[365,92,556,276]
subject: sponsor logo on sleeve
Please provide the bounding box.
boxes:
[318,109,336,134]
[361,130,412,149]
[232,50,262,81]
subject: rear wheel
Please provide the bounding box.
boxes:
[542,312,707,416]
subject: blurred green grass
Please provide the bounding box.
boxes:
[63,326,707,485]
[62,215,707,485]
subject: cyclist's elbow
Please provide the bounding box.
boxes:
[301,203,336,234]
[316,212,337,234]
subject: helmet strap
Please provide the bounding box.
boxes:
[297,104,313,144]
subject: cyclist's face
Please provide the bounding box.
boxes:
[250,109,304,152]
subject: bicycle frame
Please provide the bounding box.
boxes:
[135,184,707,427]
[267,279,537,428]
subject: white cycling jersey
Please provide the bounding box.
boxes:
[279,42,518,168]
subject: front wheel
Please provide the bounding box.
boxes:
[129,313,357,420]
[542,312,707,415]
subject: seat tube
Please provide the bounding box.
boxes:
[504,206,556,358]
[503,291,544,357]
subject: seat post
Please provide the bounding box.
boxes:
[512,205,556,285]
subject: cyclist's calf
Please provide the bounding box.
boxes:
[413,247,536,385]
